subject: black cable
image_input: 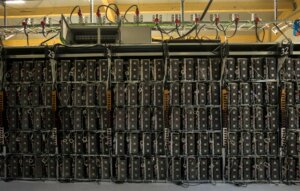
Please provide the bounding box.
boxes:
[107,3,119,11]
[201,29,220,40]
[175,24,182,38]
[0,36,3,47]
[199,0,213,22]
[42,28,47,37]
[164,28,177,35]
[155,24,179,39]
[42,27,52,38]
[96,5,117,23]
[70,5,80,24]
[174,0,213,40]
[156,24,164,41]
[154,0,213,41]
[173,24,197,40]
[24,28,29,46]
[216,23,227,38]
[215,28,220,39]
[96,4,109,14]
[105,4,119,24]
[123,4,138,23]
[226,22,238,38]
[273,23,291,43]
[216,23,224,31]
[40,31,60,46]
[156,23,178,37]
[195,24,206,39]
[255,22,265,42]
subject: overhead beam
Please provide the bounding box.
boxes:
[3,1,6,27]
[2,33,258,46]
[117,1,293,13]
[0,0,294,18]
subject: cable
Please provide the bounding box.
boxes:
[199,0,213,22]
[40,31,60,46]
[97,4,119,24]
[157,0,213,40]
[0,36,3,47]
[215,28,220,39]
[195,24,206,39]
[42,28,47,37]
[255,22,265,42]
[23,27,29,46]
[123,5,139,23]
[226,22,238,38]
[105,4,120,24]
[215,23,227,40]
[155,24,165,41]
[70,5,80,24]
[171,0,213,40]
[175,24,182,38]
[107,3,119,11]
[21,19,30,46]
[155,23,178,38]
[25,30,29,46]
[273,23,291,43]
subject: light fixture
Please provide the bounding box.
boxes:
[5,0,25,4]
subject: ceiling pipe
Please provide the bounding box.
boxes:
[1,1,7,27]
[90,0,94,23]
[274,0,278,23]
[180,0,184,24]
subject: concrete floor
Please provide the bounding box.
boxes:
[0,182,299,191]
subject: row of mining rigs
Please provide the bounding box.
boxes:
[0,0,300,186]
[0,42,298,185]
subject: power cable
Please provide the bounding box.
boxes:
[123,4,139,23]
[70,5,80,24]
[255,22,265,42]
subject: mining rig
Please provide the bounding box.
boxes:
[0,43,299,184]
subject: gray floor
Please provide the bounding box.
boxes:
[0,182,299,191]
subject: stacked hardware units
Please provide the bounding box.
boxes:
[281,58,300,183]
[224,57,280,183]
[0,44,300,183]
[168,58,222,182]
[0,57,223,182]
[4,60,57,179]
[112,58,223,182]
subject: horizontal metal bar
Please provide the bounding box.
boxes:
[7,54,45,59]
[113,52,163,57]
[229,51,278,56]
[7,51,280,59]
[292,51,300,55]
[57,53,106,58]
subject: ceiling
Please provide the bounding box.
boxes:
[1,0,294,8]
[115,0,284,3]
[3,0,91,8]
[0,0,294,23]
